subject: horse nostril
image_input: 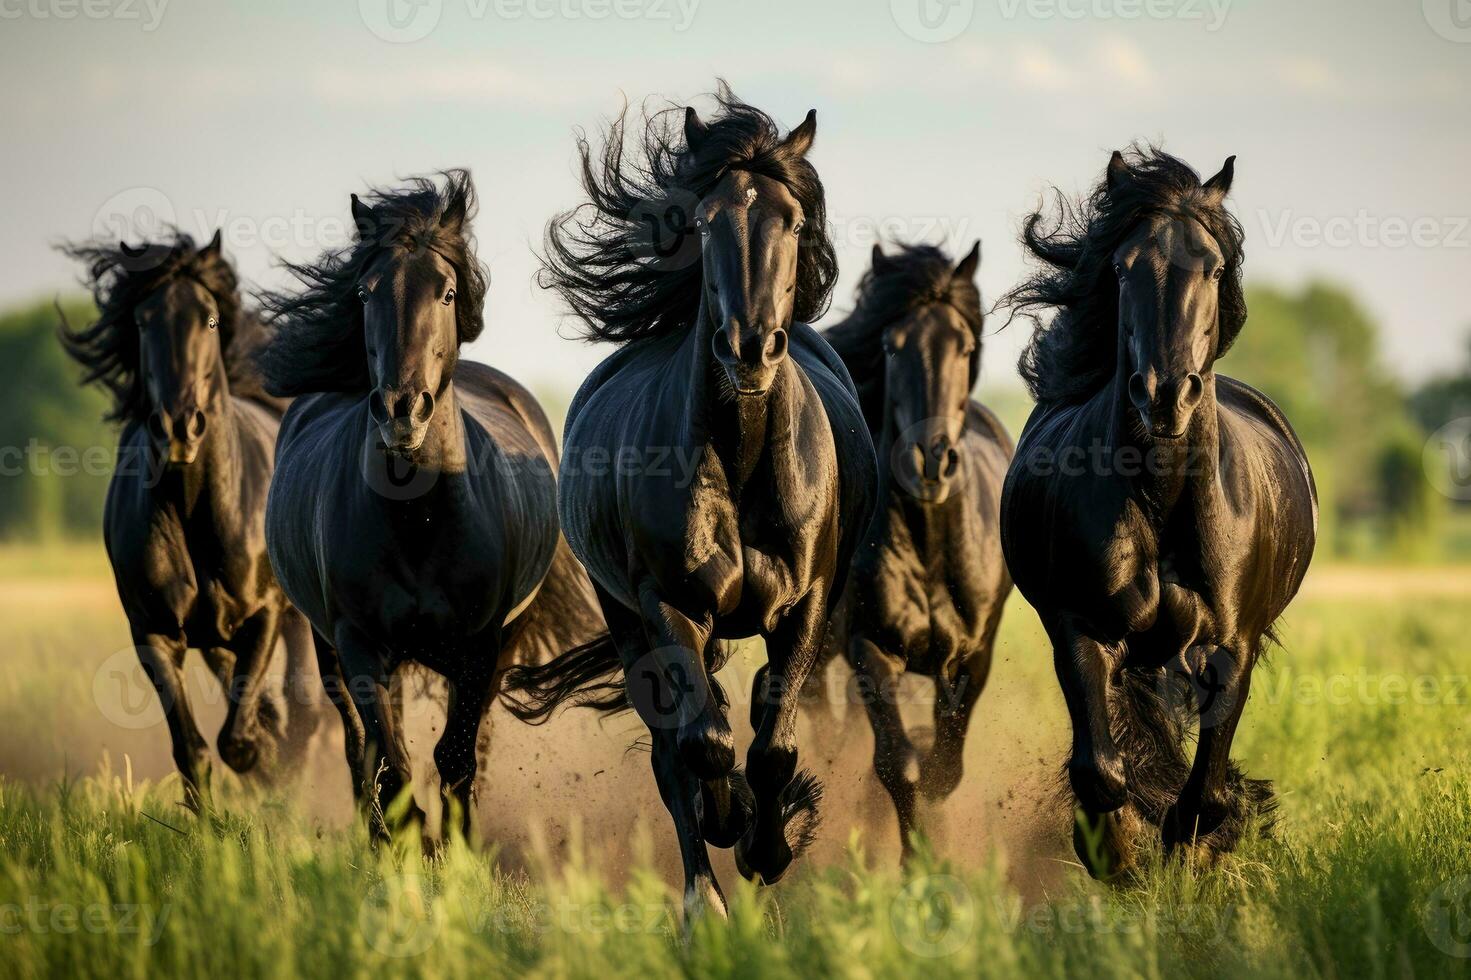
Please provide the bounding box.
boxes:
[943,447,960,479]
[1180,373,1205,410]
[1127,372,1153,410]
[412,390,434,422]
[711,328,735,364]
[368,389,389,423]
[763,328,788,365]
[188,409,207,440]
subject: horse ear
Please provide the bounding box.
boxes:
[785,109,817,158]
[684,107,709,153]
[1106,150,1129,192]
[871,242,888,272]
[953,239,981,281]
[1203,155,1236,200]
[200,228,223,258]
[440,188,469,235]
[350,193,376,239]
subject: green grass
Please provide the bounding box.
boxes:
[1,548,1469,978]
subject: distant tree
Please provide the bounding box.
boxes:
[1410,333,1471,434]
[0,298,112,540]
[1222,282,1434,554]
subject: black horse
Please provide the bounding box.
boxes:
[259,171,605,843]
[1000,148,1317,877]
[507,90,877,916]
[60,231,319,809]
[816,241,1013,859]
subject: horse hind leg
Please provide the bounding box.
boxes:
[276,607,324,771]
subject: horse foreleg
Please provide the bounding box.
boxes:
[919,643,990,802]
[132,630,211,811]
[335,627,424,843]
[217,605,282,775]
[850,635,920,860]
[635,586,734,782]
[1051,616,1138,880]
[736,592,826,884]
[433,662,497,845]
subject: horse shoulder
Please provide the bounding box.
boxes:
[1215,375,1319,527]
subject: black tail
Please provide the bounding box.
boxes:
[501,635,627,724]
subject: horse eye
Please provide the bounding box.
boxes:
[793,220,805,236]
[1211,267,1225,282]
[206,316,218,330]
[442,288,456,306]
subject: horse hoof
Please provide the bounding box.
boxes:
[734,831,792,885]
[701,769,754,849]
[219,736,260,774]
[1072,805,1142,882]
[683,876,728,925]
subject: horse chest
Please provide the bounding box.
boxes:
[865,529,977,667]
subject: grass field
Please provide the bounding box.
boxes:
[1,544,1469,978]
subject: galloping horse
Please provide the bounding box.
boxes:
[508,90,877,915]
[1000,148,1317,877]
[260,172,604,842]
[60,231,319,809]
[818,241,1012,859]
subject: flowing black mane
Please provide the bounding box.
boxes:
[824,243,984,430]
[258,170,488,396]
[1006,145,1247,405]
[539,84,838,345]
[57,232,258,423]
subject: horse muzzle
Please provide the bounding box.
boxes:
[377,417,429,456]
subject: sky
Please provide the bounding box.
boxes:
[2,0,1468,398]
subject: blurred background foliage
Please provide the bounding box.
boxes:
[1,284,1467,560]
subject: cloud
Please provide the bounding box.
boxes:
[1011,42,1073,92]
[1095,36,1155,87]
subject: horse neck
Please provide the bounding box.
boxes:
[684,296,798,491]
